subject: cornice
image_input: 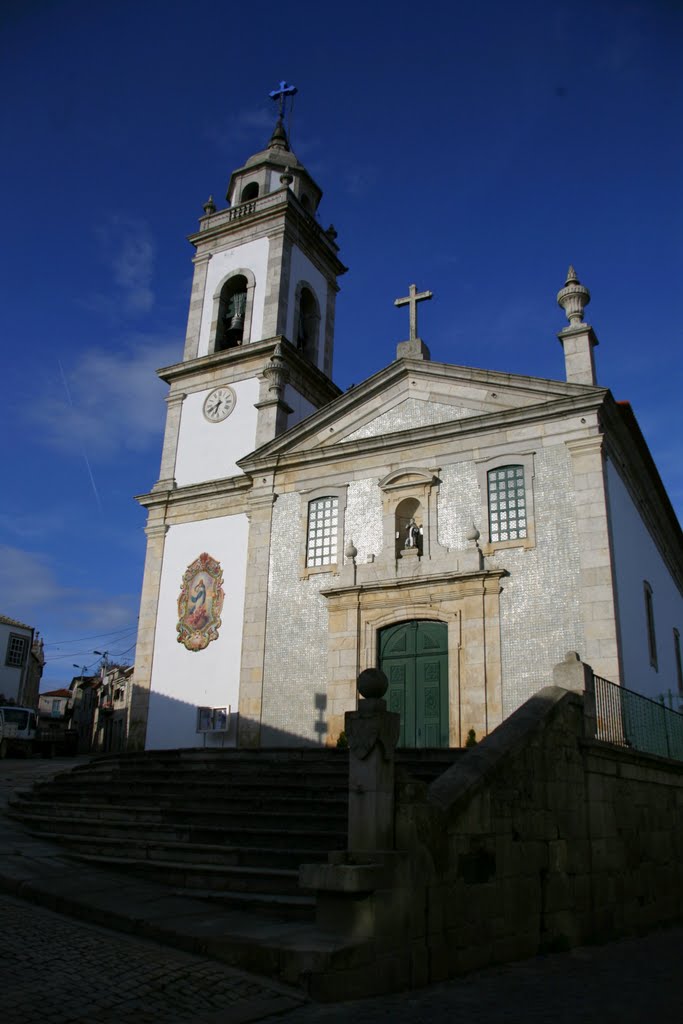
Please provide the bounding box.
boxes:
[156,336,341,406]
[239,391,608,476]
[321,568,507,600]
[188,190,346,278]
[135,473,253,511]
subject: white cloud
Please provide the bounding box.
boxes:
[88,215,157,316]
[28,335,181,459]
[0,544,137,636]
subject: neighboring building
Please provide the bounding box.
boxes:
[38,688,73,719]
[70,675,100,754]
[132,111,683,753]
[71,665,135,755]
[0,615,44,706]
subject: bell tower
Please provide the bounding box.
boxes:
[131,88,346,751]
[153,90,346,493]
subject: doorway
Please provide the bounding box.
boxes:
[379,620,449,747]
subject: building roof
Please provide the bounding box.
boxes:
[41,688,72,698]
[0,614,32,631]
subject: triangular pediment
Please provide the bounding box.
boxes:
[240,357,605,468]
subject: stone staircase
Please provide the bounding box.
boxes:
[7,747,463,921]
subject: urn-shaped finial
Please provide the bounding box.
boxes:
[202,194,216,215]
[557,265,591,326]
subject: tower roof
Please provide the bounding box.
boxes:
[226,117,322,209]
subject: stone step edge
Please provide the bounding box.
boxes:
[9,807,346,842]
[18,828,329,870]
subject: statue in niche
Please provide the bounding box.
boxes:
[405,518,422,548]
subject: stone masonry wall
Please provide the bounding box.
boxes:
[302,685,683,1000]
[394,687,683,984]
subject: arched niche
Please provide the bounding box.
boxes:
[377,467,446,563]
[294,282,321,365]
[210,269,256,353]
[394,496,423,558]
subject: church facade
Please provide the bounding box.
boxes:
[132,116,683,752]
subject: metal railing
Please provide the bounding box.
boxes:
[592,674,683,761]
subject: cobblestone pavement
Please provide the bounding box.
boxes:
[260,926,683,1024]
[0,894,302,1024]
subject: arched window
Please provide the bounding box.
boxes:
[295,284,320,362]
[395,497,423,558]
[240,182,259,202]
[215,275,248,350]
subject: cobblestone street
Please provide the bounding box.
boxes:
[0,893,301,1024]
[2,890,683,1024]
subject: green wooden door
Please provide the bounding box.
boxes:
[379,620,448,747]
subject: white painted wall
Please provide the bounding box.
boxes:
[196,237,270,357]
[174,377,260,486]
[606,458,683,701]
[284,385,318,429]
[146,514,250,750]
[0,623,30,702]
[286,248,328,371]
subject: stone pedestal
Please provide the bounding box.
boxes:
[345,696,400,851]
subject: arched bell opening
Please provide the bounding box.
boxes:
[295,284,321,364]
[240,182,259,202]
[215,275,248,350]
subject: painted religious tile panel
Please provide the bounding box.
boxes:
[177,552,224,651]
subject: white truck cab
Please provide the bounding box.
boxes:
[0,706,38,758]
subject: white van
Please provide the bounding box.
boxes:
[0,706,38,758]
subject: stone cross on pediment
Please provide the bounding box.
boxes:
[394,283,433,341]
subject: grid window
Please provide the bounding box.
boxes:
[488,466,527,543]
[306,497,339,567]
[5,633,28,668]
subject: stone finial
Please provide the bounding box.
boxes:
[280,166,294,187]
[557,266,591,326]
[202,194,216,215]
[466,522,480,544]
[268,118,290,151]
[325,224,338,242]
[357,668,388,700]
[262,343,290,396]
[345,539,358,561]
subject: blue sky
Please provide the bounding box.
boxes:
[1,0,681,689]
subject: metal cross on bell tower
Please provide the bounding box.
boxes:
[269,80,298,119]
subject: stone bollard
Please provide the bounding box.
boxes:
[345,668,400,851]
[552,651,596,738]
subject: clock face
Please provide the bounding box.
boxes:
[203,386,236,423]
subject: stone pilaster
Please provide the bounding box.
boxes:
[261,230,289,339]
[183,253,211,360]
[129,518,168,751]
[566,436,621,682]
[153,390,185,491]
[237,494,277,747]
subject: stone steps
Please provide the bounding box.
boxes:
[9,747,463,925]
[8,805,345,852]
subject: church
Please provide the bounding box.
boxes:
[131,100,683,753]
